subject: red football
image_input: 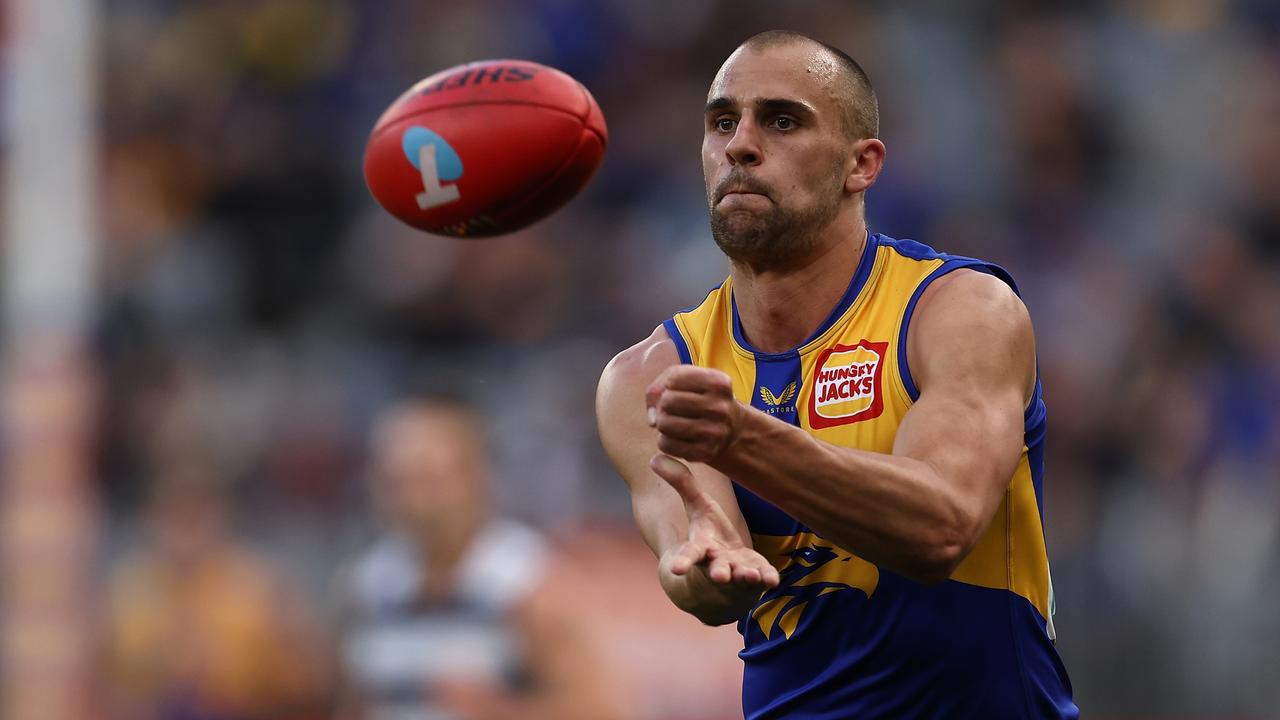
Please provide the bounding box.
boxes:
[363,59,608,238]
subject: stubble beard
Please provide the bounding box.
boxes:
[709,194,841,271]
[706,163,844,270]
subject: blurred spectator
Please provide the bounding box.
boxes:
[103,460,327,720]
[338,396,622,720]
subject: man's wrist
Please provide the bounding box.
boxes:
[709,399,747,464]
[712,400,766,471]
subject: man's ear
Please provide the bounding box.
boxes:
[845,138,886,194]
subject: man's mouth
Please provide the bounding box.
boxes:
[715,174,772,203]
[718,185,771,202]
[718,189,771,206]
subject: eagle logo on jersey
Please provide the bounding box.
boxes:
[759,382,797,407]
[750,532,879,640]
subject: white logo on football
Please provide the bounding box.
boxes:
[415,143,462,210]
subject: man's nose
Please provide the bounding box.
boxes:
[725,118,762,166]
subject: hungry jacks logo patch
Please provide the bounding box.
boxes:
[808,340,888,429]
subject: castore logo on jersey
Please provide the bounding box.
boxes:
[759,382,797,415]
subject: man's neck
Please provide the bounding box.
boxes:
[730,220,868,355]
[413,513,486,599]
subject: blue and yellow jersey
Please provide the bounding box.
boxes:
[663,233,1077,720]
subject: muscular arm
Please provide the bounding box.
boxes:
[597,327,778,624]
[650,271,1035,584]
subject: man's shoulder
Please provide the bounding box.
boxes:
[599,325,682,393]
[597,325,682,448]
[345,523,552,616]
[875,233,1022,292]
[915,267,1028,327]
[875,233,949,262]
[870,229,1027,328]
[907,267,1036,403]
[456,520,550,612]
[346,536,423,614]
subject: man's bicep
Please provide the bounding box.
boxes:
[596,327,749,555]
[595,328,682,504]
[894,271,1034,513]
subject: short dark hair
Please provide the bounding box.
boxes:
[739,30,880,140]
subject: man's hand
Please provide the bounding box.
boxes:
[598,328,767,624]
[650,454,778,624]
[645,366,747,464]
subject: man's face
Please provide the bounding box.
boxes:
[702,43,853,268]
[372,406,487,536]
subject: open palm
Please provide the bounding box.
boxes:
[651,454,780,588]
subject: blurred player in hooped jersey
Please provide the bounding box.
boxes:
[597,31,1078,719]
[338,395,622,720]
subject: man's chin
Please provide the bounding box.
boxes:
[711,208,768,236]
[710,213,815,269]
[711,227,770,265]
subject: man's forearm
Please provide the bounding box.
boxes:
[710,408,974,583]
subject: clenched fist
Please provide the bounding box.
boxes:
[645,365,746,464]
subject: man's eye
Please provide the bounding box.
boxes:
[715,118,736,132]
[773,117,796,130]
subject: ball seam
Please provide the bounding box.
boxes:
[368,100,586,140]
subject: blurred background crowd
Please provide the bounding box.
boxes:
[4,0,1280,718]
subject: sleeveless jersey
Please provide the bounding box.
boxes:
[344,521,549,720]
[662,233,1078,720]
